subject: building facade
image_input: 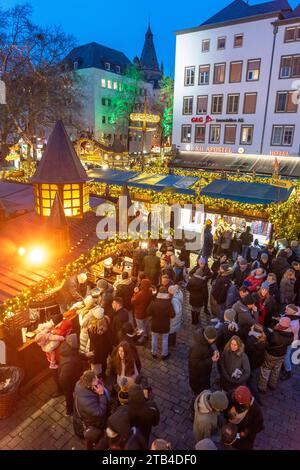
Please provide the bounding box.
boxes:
[172,0,300,158]
[67,26,162,154]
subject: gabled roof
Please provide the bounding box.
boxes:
[66,42,131,73]
[201,0,291,26]
[140,24,160,71]
[31,121,88,184]
[284,3,300,17]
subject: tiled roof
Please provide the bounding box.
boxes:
[201,0,291,26]
[66,42,131,73]
[31,121,88,184]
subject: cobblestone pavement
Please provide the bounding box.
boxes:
[0,290,300,450]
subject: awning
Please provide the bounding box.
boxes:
[200,179,294,205]
[87,169,139,185]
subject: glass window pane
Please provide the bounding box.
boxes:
[64,200,71,208]
[42,190,50,198]
[64,190,71,199]
[272,126,283,145]
[43,208,51,216]
[72,190,80,198]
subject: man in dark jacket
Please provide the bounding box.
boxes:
[188,326,219,395]
[147,287,175,359]
[271,250,290,283]
[258,317,294,392]
[240,227,253,260]
[232,294,259,341]
[58,333,83,415]
[111,297,129,346]
[114,272,135,312]
[210,254,228,282]
[226,386,264,450]
[201,221,213,262]
[232,258,251,288]
[187,263,212,323]
[73,370,111,440]
[210,263,233,320]
[142,249,161,286]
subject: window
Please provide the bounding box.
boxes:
[217,37,226,50]
[113,82,118,90]
[234,34,243,47]
[101,98,106,106]
[102,116,106,124]
[271,125,294,146]
[211,95,223,114]
[229,61,242,83]
[107,98,111,106]
[240,126,254,145]
[209,125,221,143]
[73,61,78,70]
[184,66,195,86]
[247,59,260,81]
[243,93,257,114]
[107,80,112,89]
[105,62,110,71]
[116,65,121,73]
[195,125,206,143]
[197,95,208,114]
[183,96,193,115]
[224,125,237,144]
[199,65,210,85]
[63,183,82,217]
[213,63,226,84]
[202,39,210,52]
[101,79,106,88]
[181,125,191,143]
[275,91,298,112]
[279,55,300,78]
[227,94,239,114]
[284,27,300,42]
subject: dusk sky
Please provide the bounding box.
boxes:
[2,0,299,76]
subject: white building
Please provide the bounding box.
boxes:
[172,0,300,159]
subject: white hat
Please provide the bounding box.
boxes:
[92,306,104,320]
[77,273,87,284]
[84,295,94,308]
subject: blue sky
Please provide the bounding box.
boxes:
[2,0,299,76]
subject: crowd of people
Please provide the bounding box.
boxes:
[36,224,300,451]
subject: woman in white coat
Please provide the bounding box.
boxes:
[168,285,184,347]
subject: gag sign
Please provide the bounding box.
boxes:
[191,115,213,124]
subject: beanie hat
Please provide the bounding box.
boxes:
[224,308,236,322]
[97,279,108,290]
[276,316,291,331]
[234,386,251,405]
[199,257,206,264]
[210,391,229,411]
[204,326,217,341]
[84,295,94,308]
[92,306,104,320]
[261,281,270,291]
[239,258,248,266]
[77,273,87,284]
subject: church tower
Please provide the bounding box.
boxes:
[139,24,163,88]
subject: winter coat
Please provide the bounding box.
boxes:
[131,279,153,320]
[233,265,251,288]
[280,278,296,306]
[115,279,135,311]
[271,256,290,282]
[142,254,161,286]
[268,282,281,305]
[187,270,210,308]
[266,328,294,357]
[227,397,264,450]
[240,231,253,247]
[211,269,233,305]
[147,293,175,334]
[193,390,220,441]
[225,285,240,309]
[202,227,213,258]
[243,269,266,293]
[188,328,215,394]
[132,248,147,277]
[58,335,82,392]
[169,290,184,334]
[79,308,95,356]
[252,292,279,327]
[58,275,88,306]
[216,321,240,352]
[111,308,129,346]
[232,301,259,340]
[245,334,266,369]
[220,350,250,391]
[88,316,112,366]
[73,381,110,432]
[128,386,160,444]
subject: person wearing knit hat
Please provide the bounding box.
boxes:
[226,385,264,450]
[58,333,82,416]
[258,313,293,393]
[187,261,212,323]
[261,281,270,292]
[232,257,251,289]
[88,308,111,377]
[252,280,278,328]
[188,327,219,397]
[210,262,233,321]
[193,390,228,442]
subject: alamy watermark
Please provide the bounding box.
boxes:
[95,197,204,251]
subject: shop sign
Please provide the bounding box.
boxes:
[191,116,214,124]
[270,150,289,156]
[215,118,244,123]
[194,145,233,153]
